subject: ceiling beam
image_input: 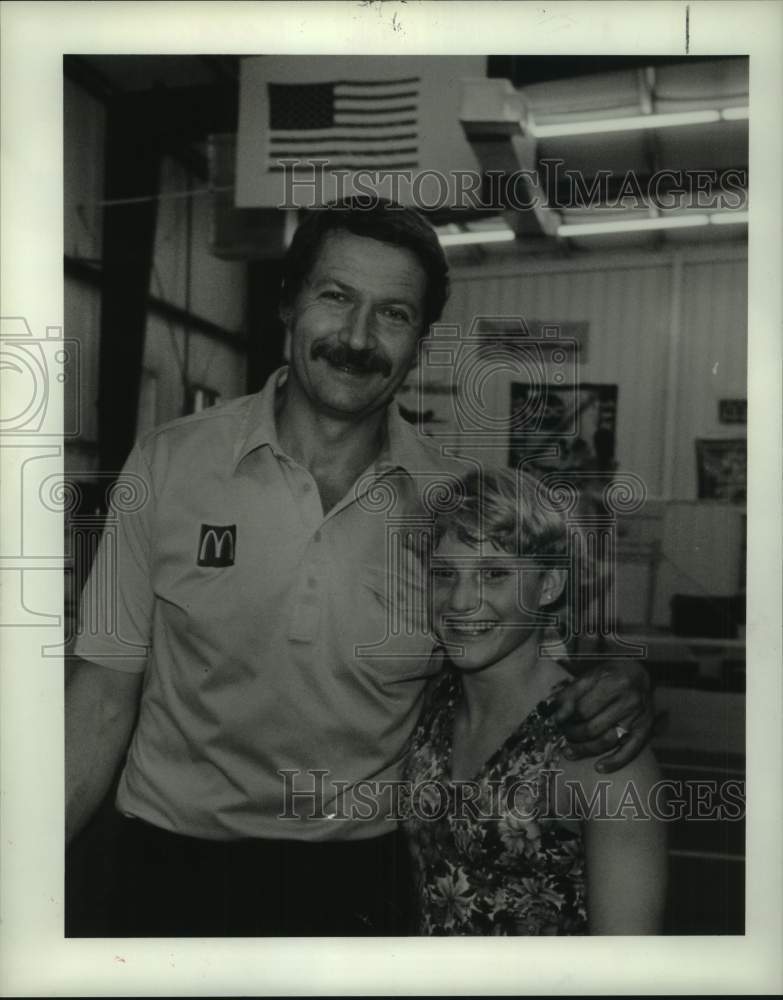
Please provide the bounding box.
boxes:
[63,54,117,103]
[102,84,238,181]
[460,78,559,239]
[488,55,740,88]
[64,59,239,180]
[199,55,241,85]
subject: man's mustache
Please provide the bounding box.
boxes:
[311,342,392,377]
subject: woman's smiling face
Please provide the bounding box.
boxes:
[431,533,562,673]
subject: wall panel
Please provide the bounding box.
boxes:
[64,79,105,475]
[151,156,247,332]
[673,257,748,499]
[441,255,673,495]
[64,86,250,463]
[64,78,104,262]
[441,245,747,501]
[145,155,248,431]
[139,317,246,431]
[63,276,101,475]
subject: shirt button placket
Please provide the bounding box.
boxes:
[299,478,322,535]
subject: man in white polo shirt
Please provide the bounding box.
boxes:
[66,198,653,936]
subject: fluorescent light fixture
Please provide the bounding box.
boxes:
[438,212,749,244]
[529,107,748,138]
[558,212,748,237]
[438,229,516,247]
[558,216,709,237]
[721,106,749,121]
[710,211,749,225]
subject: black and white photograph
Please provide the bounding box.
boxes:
[1,2,781,996]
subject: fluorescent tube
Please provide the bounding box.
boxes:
[438,229,517,247]
[530,107,748,138]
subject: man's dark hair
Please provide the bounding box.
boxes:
[281,196,450,331]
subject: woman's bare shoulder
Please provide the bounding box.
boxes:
[553,745,661,818]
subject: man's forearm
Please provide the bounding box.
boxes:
[65,659,142,845]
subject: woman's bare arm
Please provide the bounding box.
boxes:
[566,746,668,934]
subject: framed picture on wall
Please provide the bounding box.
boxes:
[508,382,618,474]
[397,319,589,439]
[718,398,747,425]
[696,438,747,503]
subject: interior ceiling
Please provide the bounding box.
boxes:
[525,59,748,174]
[77,54,240,92]
[70,54,748,254]
[514,57,748,252]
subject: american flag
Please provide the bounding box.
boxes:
[266,77,421,171]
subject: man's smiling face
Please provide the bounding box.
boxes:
[282,230,428,420]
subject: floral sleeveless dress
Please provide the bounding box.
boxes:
[403,668,587,935]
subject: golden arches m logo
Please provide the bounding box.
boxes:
[197,524,236,567]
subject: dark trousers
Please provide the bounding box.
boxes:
[70,812,414,937]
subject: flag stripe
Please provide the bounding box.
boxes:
[332,77,420,87]
[332,104,417,115]
[269,145,419,159]
[269,145,419,158]
[270,122,419,133]
[269,161,419,171]
[330,90,419,102]
[267,132,417,144]
[327,118,417,128]
[270,147,418,158]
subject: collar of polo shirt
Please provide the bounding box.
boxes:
[232,366,428,477]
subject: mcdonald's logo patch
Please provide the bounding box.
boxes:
[197,524,236,567]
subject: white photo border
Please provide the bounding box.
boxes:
[1,1,781,995]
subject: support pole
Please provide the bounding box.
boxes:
[97,94,161,474]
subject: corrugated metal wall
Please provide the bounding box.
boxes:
[143,156,247,428]
[675,257,748,498]
[440,245,747,500]
[64,78,105,473]
[64,81,248,472]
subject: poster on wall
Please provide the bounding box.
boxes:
[718,398,747,425]
[508,382,618,475]
[397,319,589,438]
[696,438,747,503]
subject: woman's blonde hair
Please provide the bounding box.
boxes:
[431,466,567,559]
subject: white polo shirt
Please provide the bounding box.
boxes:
[75,368,460,841]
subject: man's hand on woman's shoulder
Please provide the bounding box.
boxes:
[545,659,655,772]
